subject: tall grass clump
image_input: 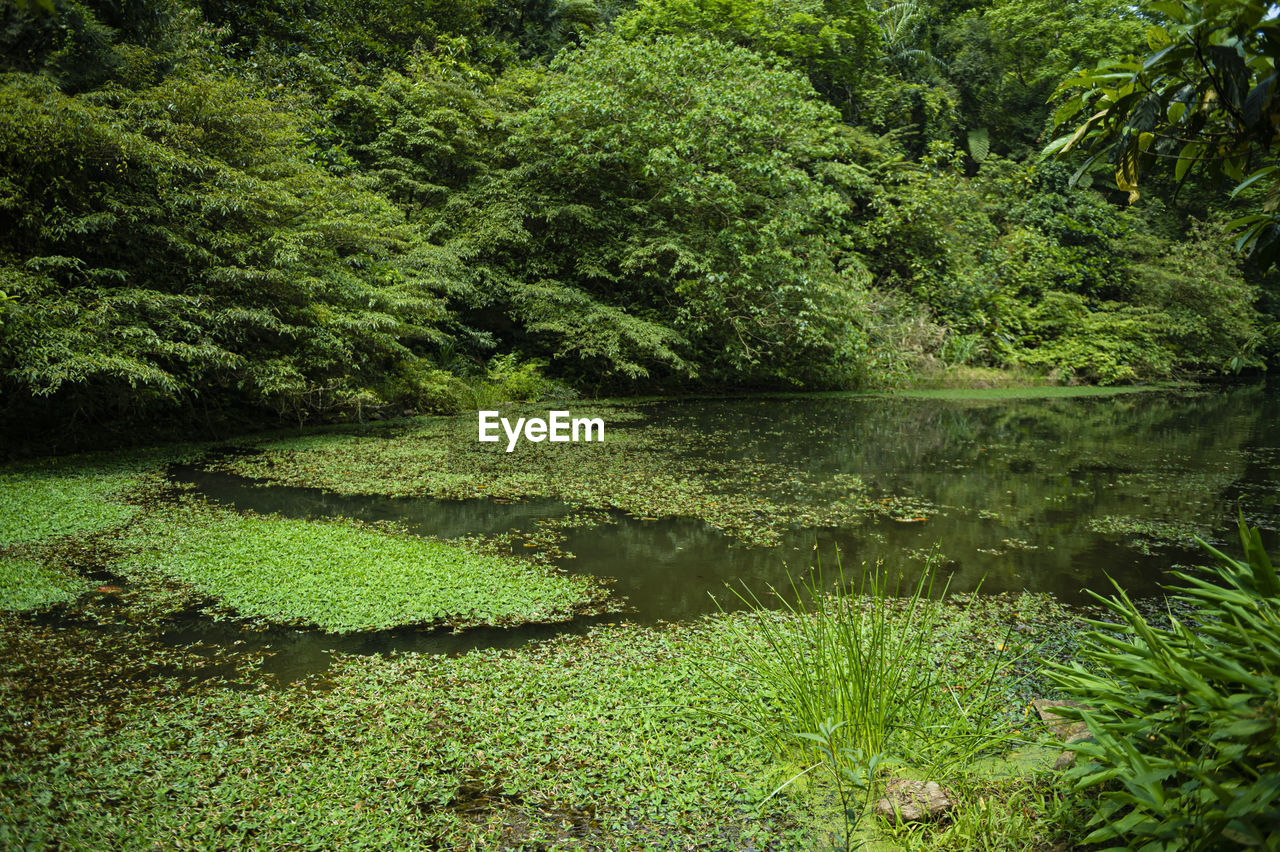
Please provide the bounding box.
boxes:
[711,554,1022,776]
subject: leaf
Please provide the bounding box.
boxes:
[1069,153,1100,188]
[1175,141,1202,182]
[1053,95,1086,128]
[1211,718,1272,741]
[1115,146,1141,203]
[1142,43,1177,71]
[1229,165,1279,199]
[1060,109,1109,154]
[967,127,989,162]
[1243,73,1276,128]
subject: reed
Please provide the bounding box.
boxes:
[710,552,1024,774]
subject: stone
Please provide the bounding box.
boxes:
[1032,698,1092,744]
[873,778,953,824]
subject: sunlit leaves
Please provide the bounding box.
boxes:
[1047,0,1280,265]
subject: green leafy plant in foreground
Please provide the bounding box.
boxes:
[1050,516,1280,849]
[785,719,884,851]
[710,554,1024,778]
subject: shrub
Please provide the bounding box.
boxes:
[1049,517,1280,848]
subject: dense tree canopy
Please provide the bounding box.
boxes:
[0,0,1276,449]
[446,35,882,386]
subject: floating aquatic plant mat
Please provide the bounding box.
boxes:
[0,591,1083,850]
[0,554,90,612]
[0,454,164,547]
[115,502,609,633]
[217,404,915,546]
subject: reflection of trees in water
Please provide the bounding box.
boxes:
[640,386,1277,602]
[179,467,570,539]
[560,517,804,617]
[187,385,1280,619]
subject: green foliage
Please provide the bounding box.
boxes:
[708,556,1021,774]
[328,58,498,214]
[874,0,942,81]
[117,503,603,632]
[1,0,183,92]
[195,0,502,74]
[857,71,960,149]
[0,0,1271,443]
[1048,0,1280,266]
[616,0,880,115]
[1016,294,1177,384]
[1126,218,1264,371]
[0,555,88,611]
[483,0,607,59]
[1049,517,1280,848]
[450,34,881,387]
[0,619,799,849]
[885,774,1090,851]
[381,353,562,413]
[861,150,1267,382]
[0,70,458,436]
[482,352,557,402]
[942,0,1146,158]
[0,460,142,546]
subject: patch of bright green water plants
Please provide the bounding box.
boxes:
[0,587,1091,849]
[0,619,802,849]
[0,447,207,548]
[0,555,89,611]
[117,503,607,632]
[0,464,141,547]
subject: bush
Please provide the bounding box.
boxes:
[1049,517,1280,848]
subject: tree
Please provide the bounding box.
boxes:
[442,34,885,387]
[942,0,1147,158]
[1047,0,1280,266]
[0,72,459,438]
[615,0,880,117]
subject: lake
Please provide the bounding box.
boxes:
[153,382,1280,682]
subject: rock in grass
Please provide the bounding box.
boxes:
[1033,698,1093,772]
[874,778,953,824]
[1032,698,1092,743]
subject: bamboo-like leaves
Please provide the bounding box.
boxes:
[1047,514,1280,846]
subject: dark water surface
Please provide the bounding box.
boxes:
[160,383,1280,680]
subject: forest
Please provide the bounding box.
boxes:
[2,0,1277,454]
[4,3,1280,849]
